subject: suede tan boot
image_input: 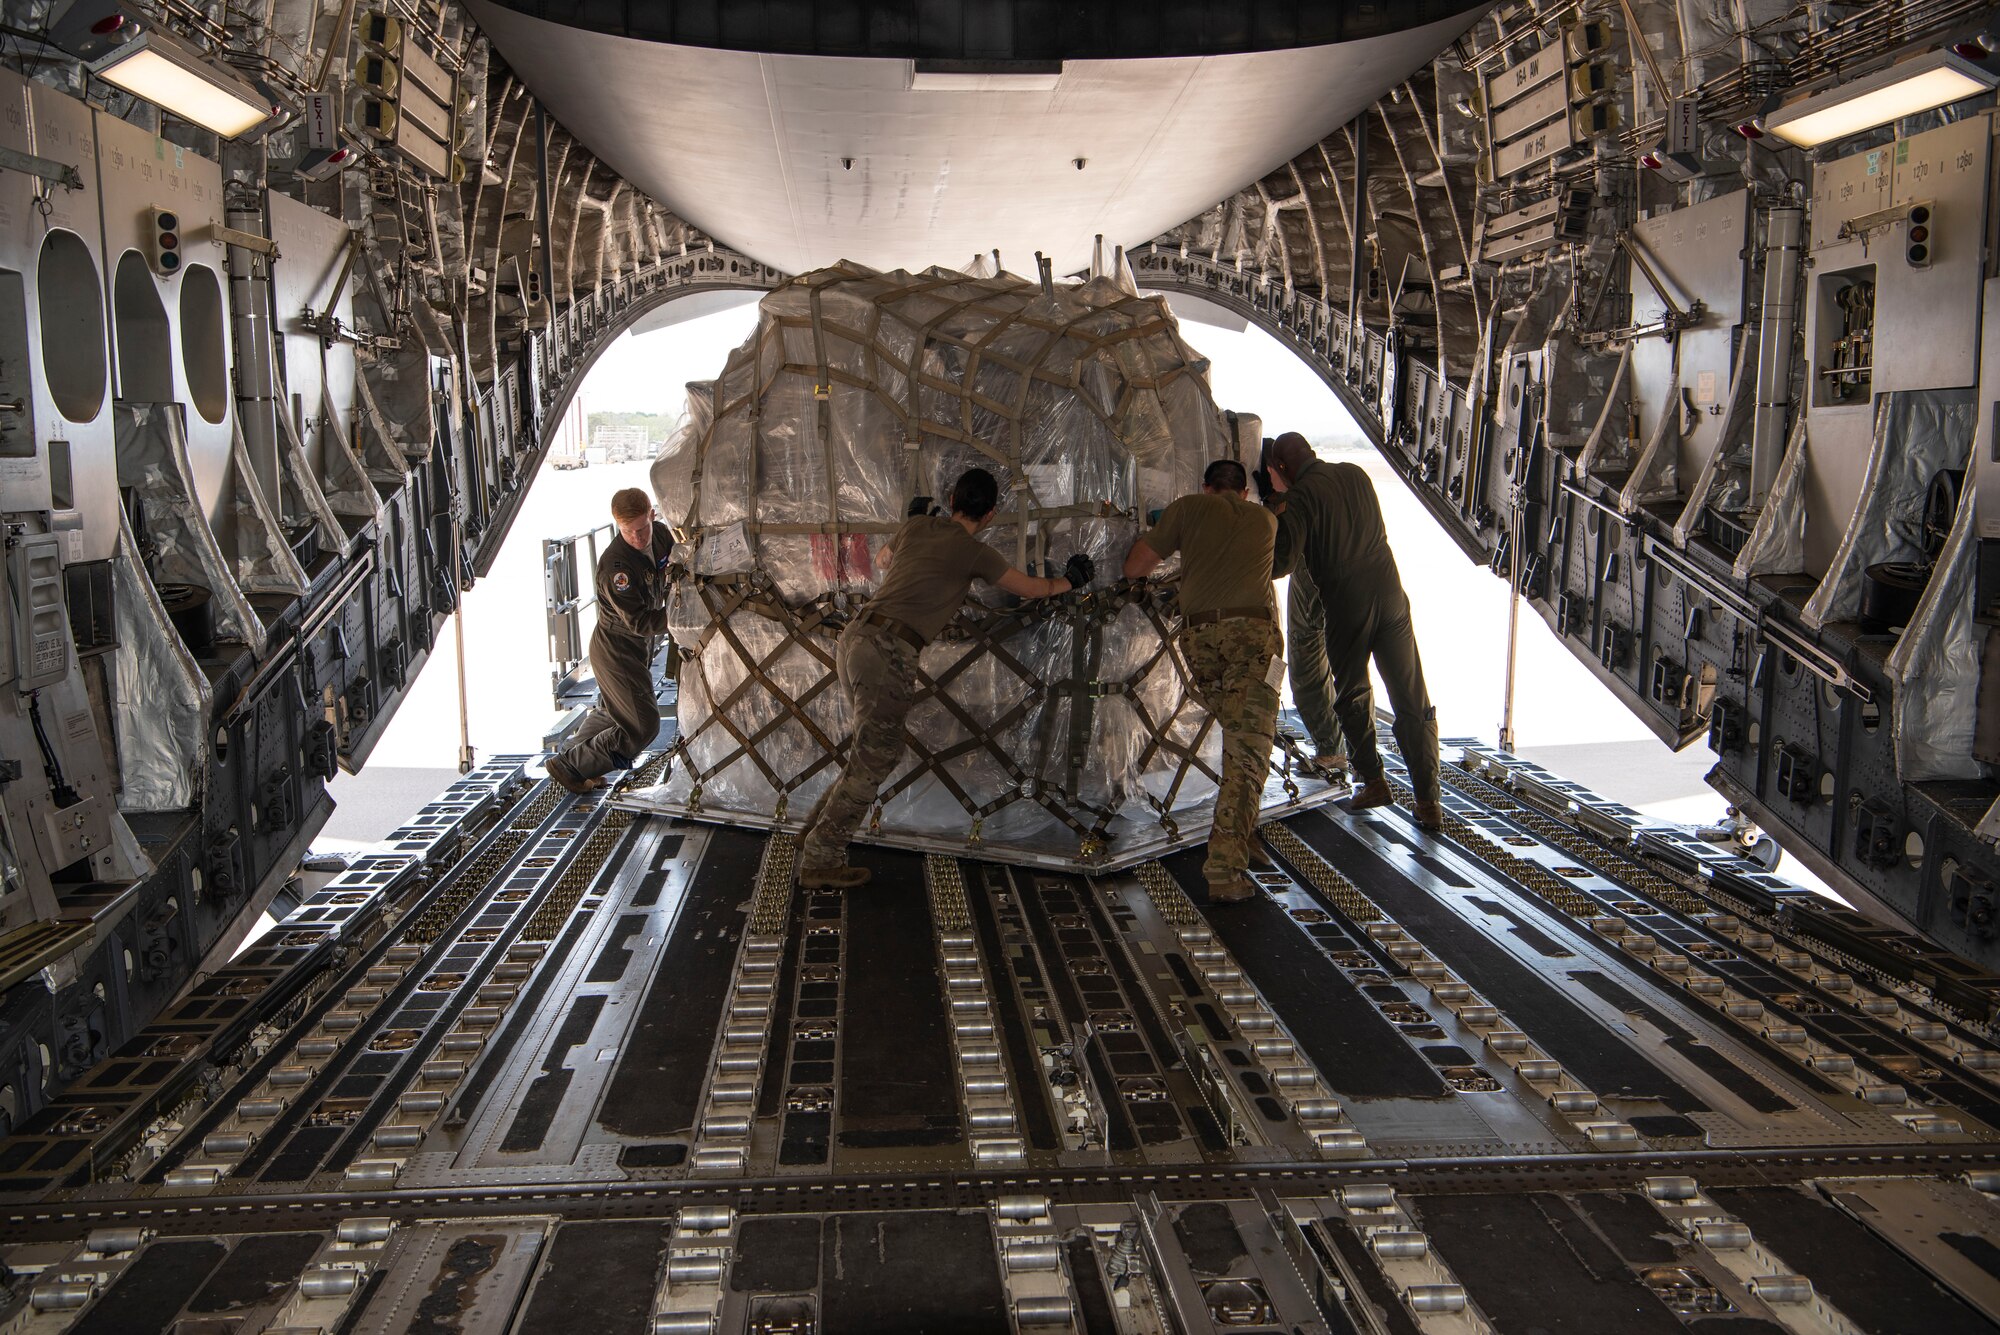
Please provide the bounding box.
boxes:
[1347,777,1393,810]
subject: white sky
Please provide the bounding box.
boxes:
[569,299,761,417]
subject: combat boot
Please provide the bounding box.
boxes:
[798,864,871,890]
[544,758,602,794]
[1414,800,1445,831]
[1347,777,1393,810]
[1310,751,1348,780]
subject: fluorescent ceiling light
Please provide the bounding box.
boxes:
[90,29,281,139]
[1765,49,1999,148]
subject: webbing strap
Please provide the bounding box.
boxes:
[676,576,1227,847]
[806,277,843,592]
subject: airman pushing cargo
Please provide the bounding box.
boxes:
[1124,458,1281,903]
[797,468,1093,889]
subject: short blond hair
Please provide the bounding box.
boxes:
[610,487,652,522]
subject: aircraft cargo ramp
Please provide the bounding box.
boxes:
[4,741,1999,1333]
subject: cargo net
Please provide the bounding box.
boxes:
[624,260,1331,866]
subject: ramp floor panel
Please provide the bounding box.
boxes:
[70,1239,227,1335]
[1289,812,1715,1113]
[834,848,961,1150]
[516,1220,668,1335]
[1167,848,1452,1102]
[598,826,760,1138]
[1418,1193,1685,1335]
[820,1211,1008,1335]
[1712,1186,1996,1335]
[187,1233,325,1314]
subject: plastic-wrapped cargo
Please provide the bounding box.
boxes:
[627,260,1333,866]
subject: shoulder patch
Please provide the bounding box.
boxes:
[612,570,631,593]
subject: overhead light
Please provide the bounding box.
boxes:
[1764,48,1999,148]
[89,27,284,139]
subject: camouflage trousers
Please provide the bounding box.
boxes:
[798,623,920,870]
[1180,619,1283,886]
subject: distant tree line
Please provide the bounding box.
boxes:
[586,410,682,443]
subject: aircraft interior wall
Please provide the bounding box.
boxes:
[0,3,1998,1330]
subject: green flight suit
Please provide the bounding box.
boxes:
[556,521,674,781]
[1286,566,1345,758]
[1273,459,1440,805]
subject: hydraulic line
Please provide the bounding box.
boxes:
[1499,522,1523,754]
[453,599,473,774]
[452,517,474,775]
[26,691,78,809]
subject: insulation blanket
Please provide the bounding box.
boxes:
[637,261,1253,858]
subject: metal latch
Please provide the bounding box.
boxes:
[0,145,82,193]
[199,223,280,258]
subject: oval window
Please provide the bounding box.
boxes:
[180,264,229,424]
[113,250,172,403]
[38,230,108,422]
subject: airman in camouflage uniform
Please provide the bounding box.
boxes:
[797,628,921,881]
[797,468,1091,889]
[1125,459,1280,903]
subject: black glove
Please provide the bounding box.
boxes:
[907,494,935,518]
[1255,437,1282,508]
[1063,552,1095,591]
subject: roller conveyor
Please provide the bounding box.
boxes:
[5,744,2000,1334]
